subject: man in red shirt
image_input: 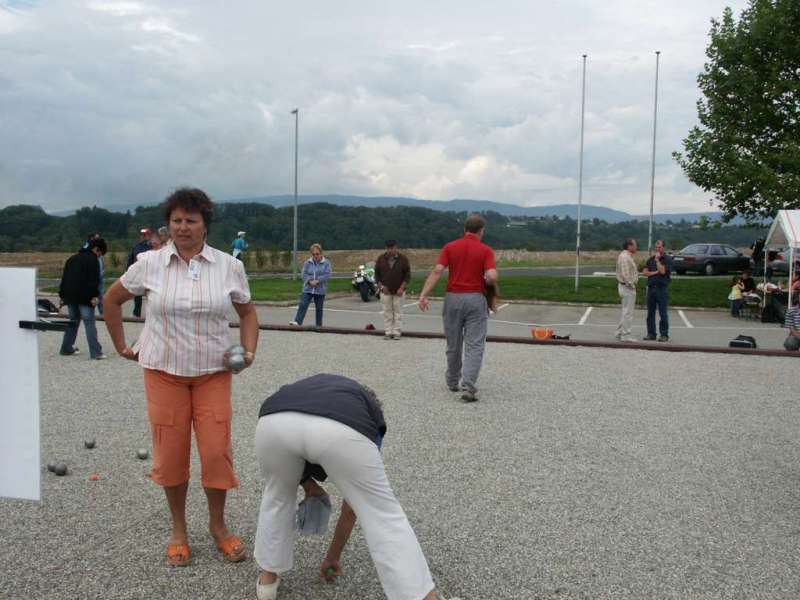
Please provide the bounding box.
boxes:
[419,214,498,402]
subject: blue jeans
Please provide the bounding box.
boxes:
[646,286,669,338]
[294,293,325,326]
[60,303,103,358]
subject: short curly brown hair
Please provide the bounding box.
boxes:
[162,188,215,232]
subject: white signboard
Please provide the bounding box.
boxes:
[0,268,40,501]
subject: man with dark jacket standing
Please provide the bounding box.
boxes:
[418,214,498,402]
[127,228,153,318]
[643,239,673,342]
[374,240,411,340]
[59,238,108,359]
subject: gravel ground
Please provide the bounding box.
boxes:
[2,325,799,600]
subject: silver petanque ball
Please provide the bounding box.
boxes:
[226,345,245,356]
[137,448,149,460]
[228,353,246,372]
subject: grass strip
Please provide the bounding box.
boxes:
[41,275,733,308]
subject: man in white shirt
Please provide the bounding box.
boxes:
[615,238,639,342]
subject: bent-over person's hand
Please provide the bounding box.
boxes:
[320,556,342,582]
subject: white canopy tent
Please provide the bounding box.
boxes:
[763,209,800,307]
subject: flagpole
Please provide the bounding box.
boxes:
[575,54,587,293]
[647,51,660,255]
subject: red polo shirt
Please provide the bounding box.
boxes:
[437,233,496,293]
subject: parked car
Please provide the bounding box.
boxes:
[671,243,751,275]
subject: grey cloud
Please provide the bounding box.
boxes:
[0,0,750,213]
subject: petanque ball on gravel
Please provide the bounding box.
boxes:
[137,449,149,460]
[54,463,68,476]
[84,439,96,449]
[47,462,56,473]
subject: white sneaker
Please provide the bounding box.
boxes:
[256,576,280,600]
[289,321,299,327]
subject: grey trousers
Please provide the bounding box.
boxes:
[442,292,488,391]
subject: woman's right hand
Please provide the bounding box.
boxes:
[119,347,139,361]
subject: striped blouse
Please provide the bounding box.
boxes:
[120,242,252,376]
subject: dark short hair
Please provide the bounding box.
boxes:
[623,238,637,250]
[162,188,214,232]
[384,240,397,247]
[90,238,108,254]
[464,213,485,233]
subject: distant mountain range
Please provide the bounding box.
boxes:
[55,194,729,224]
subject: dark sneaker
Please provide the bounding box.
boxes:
[460,389,478,403]
[391,334,401,340]
[658,335,669,342]
[448,385,460,392]
[60,347,81,356]
[383,335,392,340]
[642,335,657,341]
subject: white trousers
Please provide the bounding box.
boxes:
[616,284,636,338]
[254,412,434,600]
[381,293,404,336]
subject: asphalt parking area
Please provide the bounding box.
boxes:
[256,295,788,351]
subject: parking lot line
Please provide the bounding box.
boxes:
[403,300,419,308]
[496,303,509,311]
[678,310,694,328]
[578,306,593,325]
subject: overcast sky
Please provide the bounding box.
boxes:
[0,0,749,214]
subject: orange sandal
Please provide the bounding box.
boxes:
[167,543,191,567]
[217,535,246,563]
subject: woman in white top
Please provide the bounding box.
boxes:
[104,188,260,567]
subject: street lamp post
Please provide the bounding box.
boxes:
[647,51,661,256]
[291,108,299,280]
[575,54,587,293]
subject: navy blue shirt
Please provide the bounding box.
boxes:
[645,254,672,288]
[259,374,386,484]
[258,374,386,445]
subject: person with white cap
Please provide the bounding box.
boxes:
[253,374,439,600]
[232,231,248,262]
[126,227,153,318]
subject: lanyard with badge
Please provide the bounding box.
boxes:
[188,257,201,281]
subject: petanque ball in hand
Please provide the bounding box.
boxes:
[228,354,246,372]
[226,344,245,356]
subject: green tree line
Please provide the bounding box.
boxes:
[0,202,767,253]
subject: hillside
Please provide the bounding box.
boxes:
[0,202,768,254]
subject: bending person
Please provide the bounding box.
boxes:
[104,188,260,567]
[254,374,438,600]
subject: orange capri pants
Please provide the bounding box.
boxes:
[143,368,238,489]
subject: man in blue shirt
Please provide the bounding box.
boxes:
[643,239,673,342]
[126,228,153,318]
[232,231,248,262]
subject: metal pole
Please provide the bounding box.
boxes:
[647,51,661,256]
[291,108,299,280]
[575,54,587,293]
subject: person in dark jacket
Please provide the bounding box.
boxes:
[642,239,673,342]
[253,374,438,600]
[59,238,108,359]
[127,228,153,317]
[374,240,411,340]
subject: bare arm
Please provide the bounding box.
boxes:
[418,264,445,311]
[320,500,357,582]
[103,280,137,359]
[485,267,498,284]
[232,301,260,368]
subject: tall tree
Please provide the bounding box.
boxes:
[674,1,800,221]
